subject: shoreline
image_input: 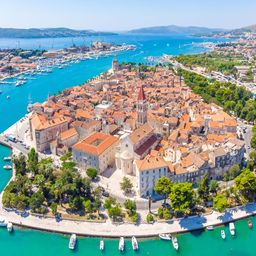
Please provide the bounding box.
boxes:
[0,200,255,238]
[0,44,136,83]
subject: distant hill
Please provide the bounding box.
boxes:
[0,27,116,38]
[226,24,256,35]
[128,25,226,36]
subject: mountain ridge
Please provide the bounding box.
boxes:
[0,27,116,38]
[128,25,226,36]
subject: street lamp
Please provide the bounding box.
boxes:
[148,194,152,213]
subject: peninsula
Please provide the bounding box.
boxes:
[1,62,256,237]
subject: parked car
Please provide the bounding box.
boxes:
[102,191,110,197]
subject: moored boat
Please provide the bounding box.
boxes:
[3,165,12,170]
[118,237,125,251]
[69,234,76,250]
[229,222,235,236]
[100,240,104,251]
[206,225,214,231]
[3,156,11,161]
[159,233,171,240]
[172,236,179,250]
[7,222,13,232]
[132,236,138,251]
[248,219,253,229]
[0,217,8,227]
[221,230,226,239]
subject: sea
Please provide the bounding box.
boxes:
[0,34,252,256]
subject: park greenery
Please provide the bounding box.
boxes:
[3,150,103,219]
[154,160,256,218]
[177,68,256,122]
[175,52,246,76]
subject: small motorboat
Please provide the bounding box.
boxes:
[3,165,12,170]
[118,237,125,251]
[7,222,13,232]
[248,219,253,229]
[206,225,214,231]
[100,240,104,251]
[69,234,76,250]
[172,236,179,250]
[3,156,12,161]
[159,233,172,240]
[0,217,8,227]
[229,222,235,236]
[159,233,171,240]
[221,230,226,239]
[132,236,139,251]
[6,95,10,100]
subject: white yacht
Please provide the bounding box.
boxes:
[3,165,12,170]
[159,233,171,241]
[7,222,13,232]
[206,225,214,231]
[229,222,235,236]
[118,237,125,252]
[172,236,179,250]
[221,230,226,239]
[0,217,8,227]
[132,236,138,251]
[100,240,104,251]
[3,156,11,161]
[69,234,77,250]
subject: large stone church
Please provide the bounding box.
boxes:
[115,86,160,175]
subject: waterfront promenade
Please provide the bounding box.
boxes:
[1,199,256,237]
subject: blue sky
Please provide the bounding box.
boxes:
[1,0,256,30]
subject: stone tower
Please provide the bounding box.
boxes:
[137,85,147,126]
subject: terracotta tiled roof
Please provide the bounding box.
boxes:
[136,155,173,172]
[129,123,153,144]
[60,128,78,141]
[73,132,118,156]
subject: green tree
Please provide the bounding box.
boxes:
[120,176,133,194]
[213,193,229,212]
[146,213,154,223]
[50,202,58,215]
[235,169,256,202]
[229,164,241,179]
[108,204,122,220]
[86,168,98,180]
[12,153,27,175]
[170,182,195,215]
[209,180,218,194]
[158,207,164,219]
[29,190,45,212]
[27,148,39,175]
[163,208,171,220]
[197,173,209,204]
[154,176,173,203]
[124,199,136,216]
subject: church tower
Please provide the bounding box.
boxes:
[137,85,147,126]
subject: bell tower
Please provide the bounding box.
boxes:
[137,85,147,126]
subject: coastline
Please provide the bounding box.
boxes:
[0,200,255,238]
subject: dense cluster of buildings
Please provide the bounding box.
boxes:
[0,49,39,79]
[215,39,256,84]
[28,61,245,197]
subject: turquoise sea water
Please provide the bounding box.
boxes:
[0,217,255,256]
[0,35,250,256]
